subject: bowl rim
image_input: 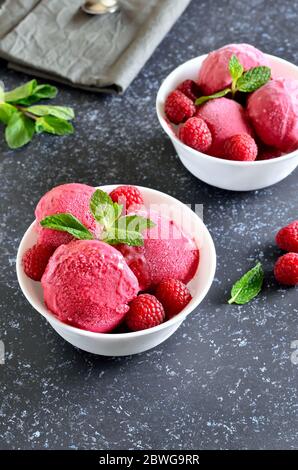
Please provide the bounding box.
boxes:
[156,52,298,167]
[16,185,217,339]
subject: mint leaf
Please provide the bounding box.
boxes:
[90,189,155,246]
[5,112,35,149]
[236,66,271,93]
[103,228,144,247]
[195,87,231,106]
[118,215,155,232]
[229,55,244,82]
[40,213,93,240]
[27,105,74,120]
[228,262,264,305]
[14,84,57,105]
[0,102,17,125]
[30,84,57,100]
[4,80,37,103]
[90,189,121,228]
[35,115,74,135]
[229,55,243,95]
[104,214,155,246]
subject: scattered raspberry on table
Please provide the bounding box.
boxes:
[276,221,298,253]
[274,253,298,286]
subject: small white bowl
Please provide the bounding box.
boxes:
[156,53,298,191]
[16,185,216,356]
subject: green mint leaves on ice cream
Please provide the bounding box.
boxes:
[41,189,155,247]
[196,55,271,106]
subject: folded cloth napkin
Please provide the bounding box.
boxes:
[0,0,191,93]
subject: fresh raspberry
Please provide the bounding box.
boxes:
[177,80,201,102]
[223,134,258,161]
[179,117,212,152]
[274,253,298,286]
[22,243,55,281]
[126,294,165,331]
[165,90,196,124]
[155,279,192,319]
[110,185,144,213]
[276,221,298,253]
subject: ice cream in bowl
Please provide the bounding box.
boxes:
[156,43,298,191]
[16,183,216,356]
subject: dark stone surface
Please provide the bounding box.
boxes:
[0,0,297,450]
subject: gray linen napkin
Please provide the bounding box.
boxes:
[0,0,191,93]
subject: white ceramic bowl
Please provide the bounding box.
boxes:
[16,185,216,356]
[156,53,298,191]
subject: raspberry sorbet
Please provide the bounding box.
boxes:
[41,240,139,332]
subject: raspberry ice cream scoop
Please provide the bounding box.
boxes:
[117,209,199,291]
[41,240,139,333]
[247,78,298,152]
[198,43,269,95]
[196,97,253,157]
[35,183,96,248]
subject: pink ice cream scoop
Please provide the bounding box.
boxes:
[42,240,139,333]
[196,97,253,157]
[117,210,199,291]
[247,78,298,152]
[198,44,269,95]
[35,183,96,248]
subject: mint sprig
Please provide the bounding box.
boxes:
[40,189,155,248]
[228,262,264,305]
[196,55,271,106]
[0,80,75,149]
[90,189,155,246]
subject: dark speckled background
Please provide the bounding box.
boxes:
[0,0,298,450]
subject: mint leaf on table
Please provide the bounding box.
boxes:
[0,102,17,125]
[0,79,73,149]
[5,111,35,149]
[5,81,57,105]
[228,262,264,305]
[236,66,271,93]
[35,115,74,135]
[27,105,74,120]
[40,214,94,240]
[4,79,37,103]
[195,88,231,106]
